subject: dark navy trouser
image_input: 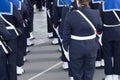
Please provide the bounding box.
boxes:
[0,46,7,80]
[103,40,120,75]
[69,50,97,80]
[7,39,17,80]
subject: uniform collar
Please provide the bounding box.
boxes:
[8,0,22,10]
[57,0,72,7]
[0,0,13,15]
[102,0,120,12]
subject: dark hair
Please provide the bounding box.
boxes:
[78,0,90,6]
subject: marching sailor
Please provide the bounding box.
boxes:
[101,0,120,80]
[8,0,26,75]
[0,0,24,79]
[52,0,63,45]
[90,0,104,68]
[20,0,32,59]
[62,0,103,80]
[23,0,35,46]
[0,15,14,80]
[46,0,55,38]
[61,0,77,79]
[1,0,25,76]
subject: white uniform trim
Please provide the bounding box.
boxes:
[92,0,102,3]
[71,10,96,40]
[76,10,96,32]
[104,11,120,27]
[18,1,22,10]
[21,0,24,3]
[57,0,65,7]
[6,26,15,30]
[113,10,120,22]
[104,24,120,27]
[0,41,8,54]
[0,14,20,36]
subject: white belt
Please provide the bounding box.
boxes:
[104,24,120,27]
[0,41,8,54]
[6,26,15,30]
[71,34,96,40]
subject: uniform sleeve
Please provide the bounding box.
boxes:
[22,3,31,27]
[13,5,24,29]
[46,0,51,9]
[52,0,60,27]
[60,7,69,38]
[62,13,71,51]
[96,11,103,34]
[26,0,34,13]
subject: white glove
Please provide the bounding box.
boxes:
[97,33,102,46]
[63,47,70,61]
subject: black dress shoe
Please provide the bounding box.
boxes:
[26,50,31,53]
[27,43,34,47]
[48,36,53,39]
[29,37,35,40]
[96,66,104,69]
[39,9,44,11]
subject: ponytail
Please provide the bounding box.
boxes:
[78,0,90,6]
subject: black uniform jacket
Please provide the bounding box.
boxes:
[3,5,23,39]
[0,18,12,41]
[101,11,120,41]
[63,6,103,51]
